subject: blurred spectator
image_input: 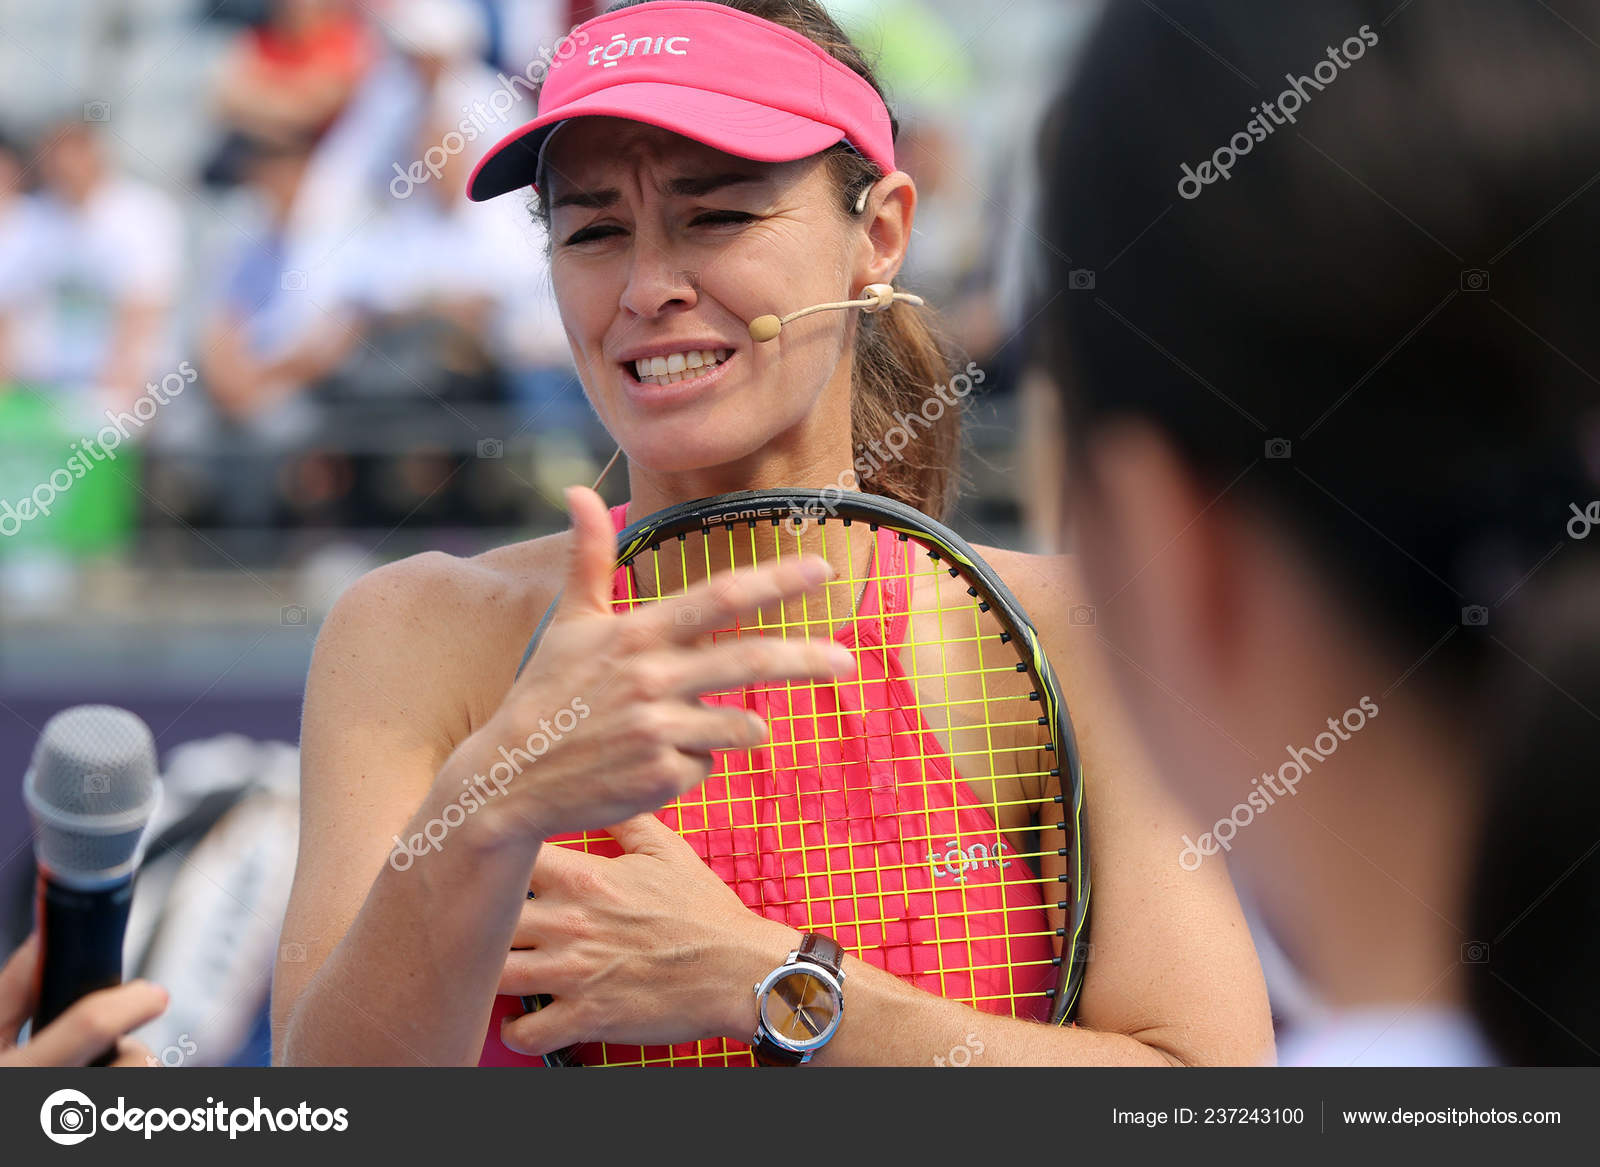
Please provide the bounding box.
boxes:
[207,0,377,185]
[3,120,183,420]
[282,0,493,257]
[286,0,589,505]
[189,2,504,532]
[0,127,142,587]
[194,129,359,529]
[329,119,516,379]
[203,132,357,425]
[186,0,573,535]
[0,128,42,388]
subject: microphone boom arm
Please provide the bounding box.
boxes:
[748,283,925,342]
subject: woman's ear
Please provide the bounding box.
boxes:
[854,171,916,289]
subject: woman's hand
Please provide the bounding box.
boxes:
[0,933,169,1067]
[497,816,794,1056]
[450,486,855,848]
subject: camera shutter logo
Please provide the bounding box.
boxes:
[40,1088,98,1146]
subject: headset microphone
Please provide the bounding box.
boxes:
[748,283,924,343]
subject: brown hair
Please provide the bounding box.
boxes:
[547,0,963,518]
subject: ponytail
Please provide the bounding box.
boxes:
[1467,560,1600,1064]
[850,299,962,520]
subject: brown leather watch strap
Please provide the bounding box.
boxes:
[754,1040,807,1067]
[797,931,844,975]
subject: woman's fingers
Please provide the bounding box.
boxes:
[498,949,564,997]
[0,933,41,1044]
[555,486,622,618]
[11,981,168,1067]
[107,1035,158,1068]
[657,637,855,698]
[656,697,774,752]
[510,892,551,948]
[500,998,579,1057]
[648,555,836,647]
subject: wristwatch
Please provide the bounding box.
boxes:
[750,932,846,1065]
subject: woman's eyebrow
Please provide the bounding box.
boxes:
[549,171,767,211]
[663,172,766,198]
[550,188,620,211]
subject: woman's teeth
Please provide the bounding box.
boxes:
[632,349,732,386]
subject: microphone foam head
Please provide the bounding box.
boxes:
[24,705,161,886]
[749,315,782,343]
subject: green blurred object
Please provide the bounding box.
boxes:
[829,0,976,114]
[0,386,140,557]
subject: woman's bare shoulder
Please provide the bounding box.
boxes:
[306,530,577,747]
[967,543,1117,725]
[331,531,573,643]
[967,544,1093,620]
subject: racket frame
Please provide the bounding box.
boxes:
[513,488,1091,1063]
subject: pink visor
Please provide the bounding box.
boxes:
[465,1,896,202]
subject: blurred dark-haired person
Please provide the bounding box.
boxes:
[1038,0,1600,1065]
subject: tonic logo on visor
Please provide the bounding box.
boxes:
[587,32,691,68]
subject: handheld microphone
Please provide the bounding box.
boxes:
[24,705,161,1065]
[748,282,925,342]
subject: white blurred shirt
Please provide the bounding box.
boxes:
[1275,1006,1497,1066]
[327,186,566,367]
[6,178,183,394]
[0,194,49,313]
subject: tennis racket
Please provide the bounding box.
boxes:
[507,488,1089,1066]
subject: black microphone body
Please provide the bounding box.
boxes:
[33,874,137,1064]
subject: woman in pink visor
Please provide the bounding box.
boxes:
[273,0,1273,1067]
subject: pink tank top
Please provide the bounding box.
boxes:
[480,503,1055,1066]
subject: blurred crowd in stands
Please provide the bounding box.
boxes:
[0,0,1078,574]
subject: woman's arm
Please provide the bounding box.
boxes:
[274,488,855,1065]
[271,551,542,1066]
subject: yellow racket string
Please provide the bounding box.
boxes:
[568,517,1071,1065]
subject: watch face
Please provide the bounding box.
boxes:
[760,968,839,1046]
